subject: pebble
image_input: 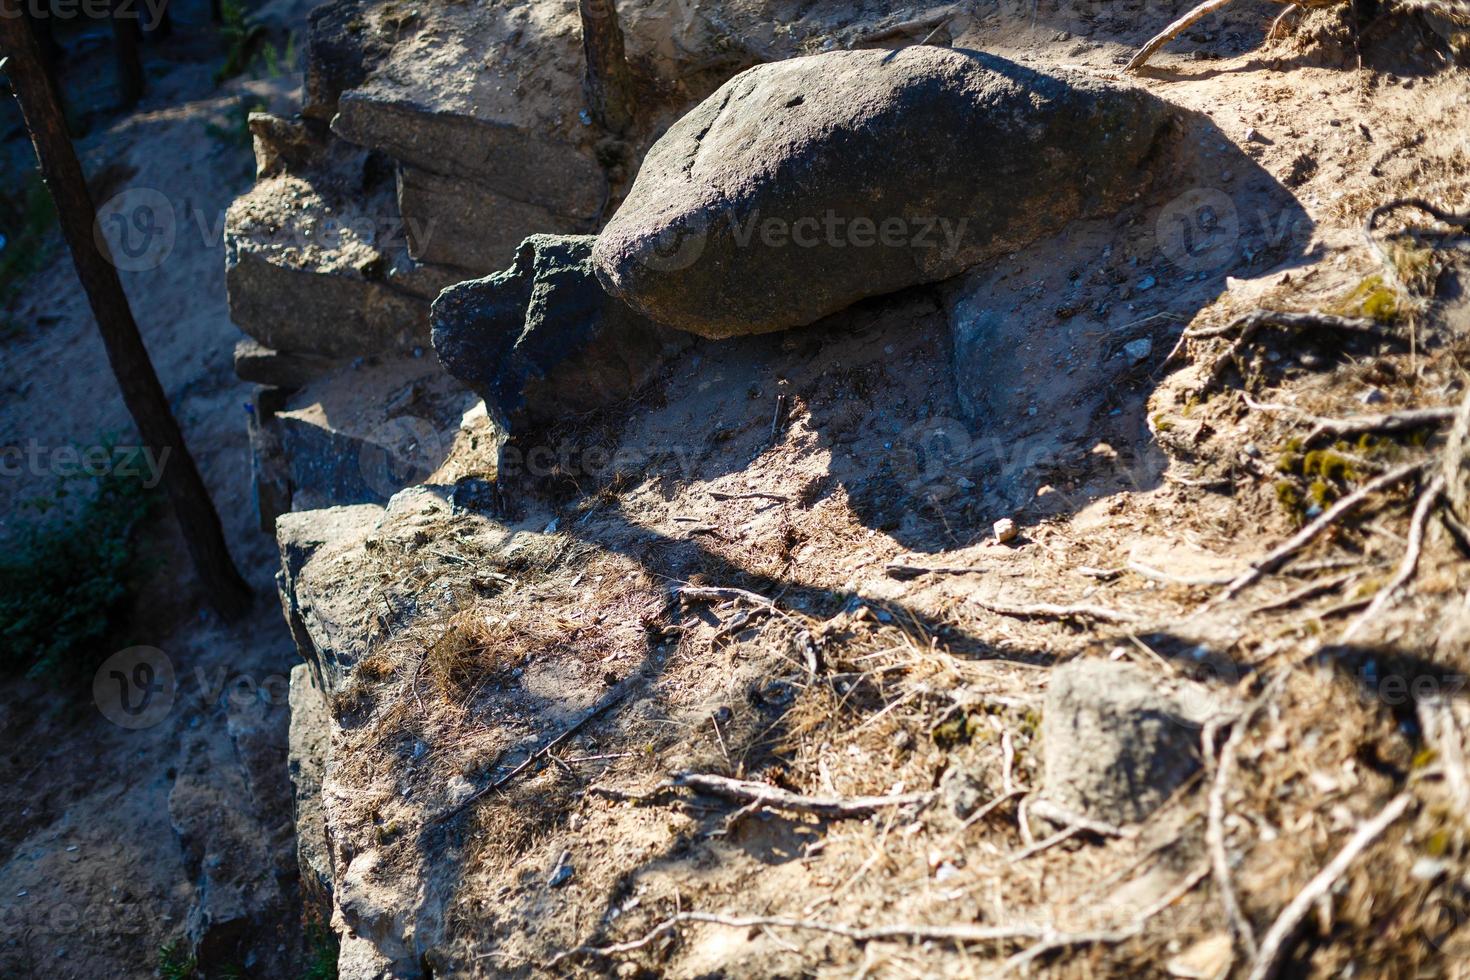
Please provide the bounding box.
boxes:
[1358,387,1387,405]
[993,518,1019,544]
[1137,274,1156,291]
[1123,338,1153,364]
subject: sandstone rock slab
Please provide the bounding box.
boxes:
[594,47,1171,337]
[225,133,430,359]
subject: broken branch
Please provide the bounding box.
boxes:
[1245,792,1413,980]
[1126,0,1236,72]
[972,598,1141,624]
[1244,396,1456,447]
[1340,474,1443,641]
[1213,460,1424,604]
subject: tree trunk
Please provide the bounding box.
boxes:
[0,4,253,621]
[109,0,144,107]
[579,0,633,133]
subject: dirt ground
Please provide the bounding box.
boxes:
[2,0,1469,977]
[290,5,1470,977]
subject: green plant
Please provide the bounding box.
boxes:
[302,923,339,980]
[260,32,298,79]
[205,98,267,150]
[214,0,268,84]
[158,940,197,980]
[0,442,155,678]
[0,170,58,332]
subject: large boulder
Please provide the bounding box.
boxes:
[593,47,1172,338]
[431,235,692,437]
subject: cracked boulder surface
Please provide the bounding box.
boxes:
[593,47,1173,337]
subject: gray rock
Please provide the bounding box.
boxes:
[1039,658,1216,826]
[268,355,473,511]
[302,0,393,122]
[395,165,587,275]
[431,235,692,436]
[276,503,385,697]
[594,48,1171,338]
[225,145,430,359]
[328,0,605,220]
[288,664,334,921]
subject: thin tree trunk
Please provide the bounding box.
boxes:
[0,4,253,621]
[579,0,633,133]
[109,0,144,107]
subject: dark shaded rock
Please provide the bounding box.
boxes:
[288,664,334,922]
[248,112,331,179]
[594,47,1172,338]
[1039,659,1218,826]
[235,338,345,390]
[303,0,393,122]
[247,385,293,532]
[431,235,692,436]
[268,355,473,512]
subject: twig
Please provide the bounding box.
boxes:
[1126,0,1236,71]
[675,773,933,818]
[1001,730,1016,796]
[551,911,1054,965]
[431,674,641,825]
[1417,700,1470,813]
[1341,474,1444,641]
[1212,461,1424,604]
[1128,560,1235,586]
[1206,719,1259,958]
[1248,572,1355,614]
[709,490,791,503]
[1244,397,1456,447]
[885,562,987,579]
[1245,792,1414,980]
[1007,825,1080,863]
[972,598,1141,624]
[1002,864,1210,973]
[553,863,1205,969]
[1364,198,1470,297]
[1164,309,1399,389]
[1028,799,1135,839]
